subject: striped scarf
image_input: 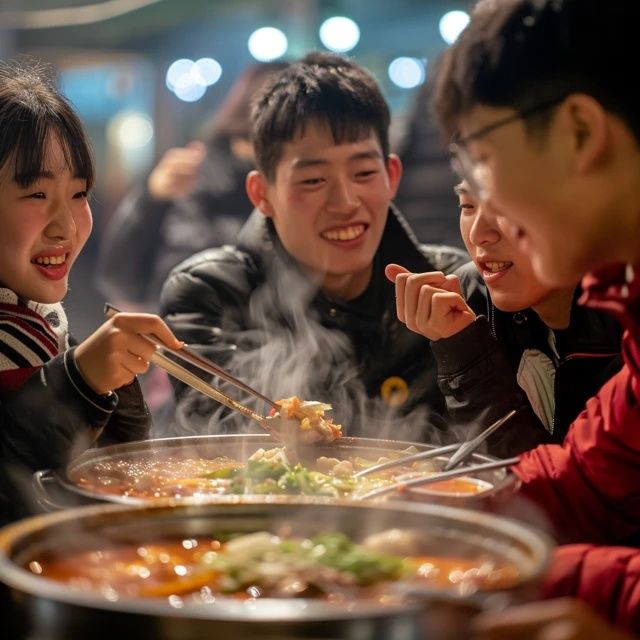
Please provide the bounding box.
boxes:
[0,288,69,394]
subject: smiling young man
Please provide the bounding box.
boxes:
[386,181,622,456]
[430,0,640,635]
[160,52,469,438]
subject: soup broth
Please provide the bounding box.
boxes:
[71,447,493,501]
[28,530,519,603]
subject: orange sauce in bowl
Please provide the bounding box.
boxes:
[411,478,493,496]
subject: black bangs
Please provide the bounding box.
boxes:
[0,61,95,190]
[9,112,94,191]
[281,116,379,165]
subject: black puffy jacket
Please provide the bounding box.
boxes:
[431,262,623,456]
[160,206,472,441]
[0,345,149,525]
[97,141,253,310]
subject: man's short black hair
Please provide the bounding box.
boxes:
[250,51,390,181]
[433,0,640,142]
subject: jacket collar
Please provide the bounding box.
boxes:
[579,262,639,334]
[236,203,429,281]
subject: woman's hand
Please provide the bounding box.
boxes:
[385,263,476,340]
[74,313,182,395]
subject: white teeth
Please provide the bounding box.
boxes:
[484,261,511,273]
[33,255,66,266]
[322,224,365,242]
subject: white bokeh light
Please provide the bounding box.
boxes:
[439,10,470,45]
[194,58,222,86]
[248,27,288,61]
[173,82,207,102]
[165,58,219,102]
[108,111,154,150]
[319,16,360,52]
[166,59,194,92]
[388,57,425,89]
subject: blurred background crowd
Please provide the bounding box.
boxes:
[1,0,472,337]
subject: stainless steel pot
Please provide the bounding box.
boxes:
[33,434,520,510]
[0,500,551,640]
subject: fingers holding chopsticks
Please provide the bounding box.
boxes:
[74,312,183,395]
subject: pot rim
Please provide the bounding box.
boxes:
[0,499,552,623]
[54,434,519,506]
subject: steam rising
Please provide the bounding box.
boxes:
[166,253,447,445]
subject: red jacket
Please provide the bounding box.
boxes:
[541,544,640,633]
[514,262,640,632]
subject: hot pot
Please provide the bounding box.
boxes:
[0,499,551,640]
[33,434,520,510]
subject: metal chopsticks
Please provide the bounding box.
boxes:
[148,348,281,438]
[103,304,282,439]
[352,444,460,479]
[353,409,517,479]
[355,456,520,500]
[442,409,517,471]
[104,303,279,410]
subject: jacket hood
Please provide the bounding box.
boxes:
[455,260,622,358]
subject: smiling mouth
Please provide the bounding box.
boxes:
[31,254,68,267]
[480,261,513,273]
[321,224,367,242]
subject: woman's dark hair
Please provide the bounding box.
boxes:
[250,51,391,181]
[433,0,640,143]
[0,59,95,190]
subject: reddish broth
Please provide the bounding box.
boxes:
[27,537,519,601]
[71,455,493,501]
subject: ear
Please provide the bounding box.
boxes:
[246,170,275,217]
[561,94,609,175]
[385,154,403,198]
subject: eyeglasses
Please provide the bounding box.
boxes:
[449,96,566,200]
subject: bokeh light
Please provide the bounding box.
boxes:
[165,57,221,102]
[165,59,194,92]
[173,82,207,102]
[439,10,470,45]
[248,27,288,61]
[388,57,426,89]
[319,16,360,52]
[194,58,222,86]
[107,111,154,150]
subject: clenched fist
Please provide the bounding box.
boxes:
[385,263,476,341]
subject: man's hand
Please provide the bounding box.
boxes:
[474,598,634,640]
[147,140,206,201]
[74,313,182,395]
[385,263,476,340]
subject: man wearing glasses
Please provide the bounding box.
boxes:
[431,0,640,637]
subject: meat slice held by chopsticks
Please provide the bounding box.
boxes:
[271,396,343,444]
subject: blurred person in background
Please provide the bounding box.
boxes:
[394,81,463,248]
[161,51,473,440]
[430,0,640,636]
[387,180,622,457]
[97,61,288,312]
[96,62,287,433]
